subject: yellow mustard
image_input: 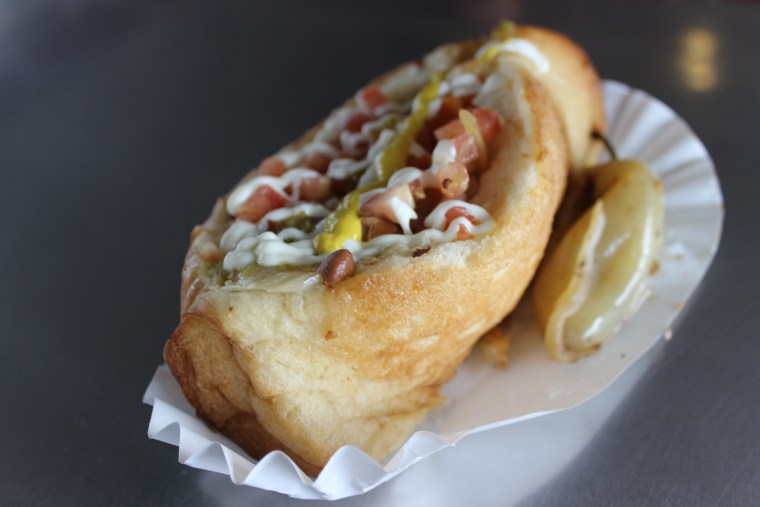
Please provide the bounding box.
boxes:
[314,182,379,254]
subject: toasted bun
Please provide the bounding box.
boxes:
[517,25,606,171]
[165,26,604,475]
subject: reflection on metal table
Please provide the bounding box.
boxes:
[1,1,757,506]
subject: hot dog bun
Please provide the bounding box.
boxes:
[165,25,604,475]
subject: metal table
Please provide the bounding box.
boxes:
[2,1,758,505]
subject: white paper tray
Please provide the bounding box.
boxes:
[143,80,724,500]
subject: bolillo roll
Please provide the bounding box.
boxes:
[164,23,605,475]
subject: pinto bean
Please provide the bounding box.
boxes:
[317,249,355,287]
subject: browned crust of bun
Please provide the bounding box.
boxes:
[164,26,604,473]
[517,25,606,171]
[165,313,326,476]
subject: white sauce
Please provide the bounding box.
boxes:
[340,202,494,262]
[220,203,329,253]
[220,220,260,252]
[326,157,368,180]
[424,200,492,230]
[223,197,494,270]
[223,232,323,270]
[374,100,410,116]
[380,63,429,103]
[276,150,301,168]
[431,139,457,166]
[474,38,550,74]
[427,73,482,119]
[449,73,482,96]
[300,141,340,158]
[388,196,417,235]
[327,128,396,180]
[472,73,508,111]
[357,187,385,207]
[408,142,428,160]
[337,112,404,159]
[277,141,340,169]
[262,202,330,223]
[362,112,403,135]
[277,227,310,242]
[226,169,328,215]
[339,130,367,157]
[314,108,353,143]
[427,98,442,119]
[423,45,457,73]
[388,167,424,187]
[218,38,519,272]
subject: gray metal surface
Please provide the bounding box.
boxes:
[1,1,757,505]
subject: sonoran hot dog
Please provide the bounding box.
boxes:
[165,23,605,475]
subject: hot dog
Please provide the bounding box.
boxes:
[164,23,605,475]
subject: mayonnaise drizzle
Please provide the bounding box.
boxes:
[223,232,322,269]
[341,206,494,262]
[223,197,494,270]
[387,167,423,187]
[475,38,550,74]
[339,112,404,158]
[449,73,483,97]
[220,203,329,252]
[472,73,508,111]
[327,128,396,180]
[313,108,352,143]
[220,220,260,252]
[380,63,430,103]
[263,202,330,223]
[277,142,340,168]
[424,200,492,230]
[388,197,417,235]
[217,35,547,271]
[226,169,328,215]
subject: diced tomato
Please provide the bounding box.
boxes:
[301,152,331,174]
[433,107,501,143]
[298,177,331,202]
[445,206,479,225]
[434,118,465,141]
[445,206,479,240]
[456,226,473,240]
[237,185,287,223]
[357,84,388,112]
[258,156,288,176]
[470,108,501,143]
[345,112,372,133]
[360,184,415,224]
